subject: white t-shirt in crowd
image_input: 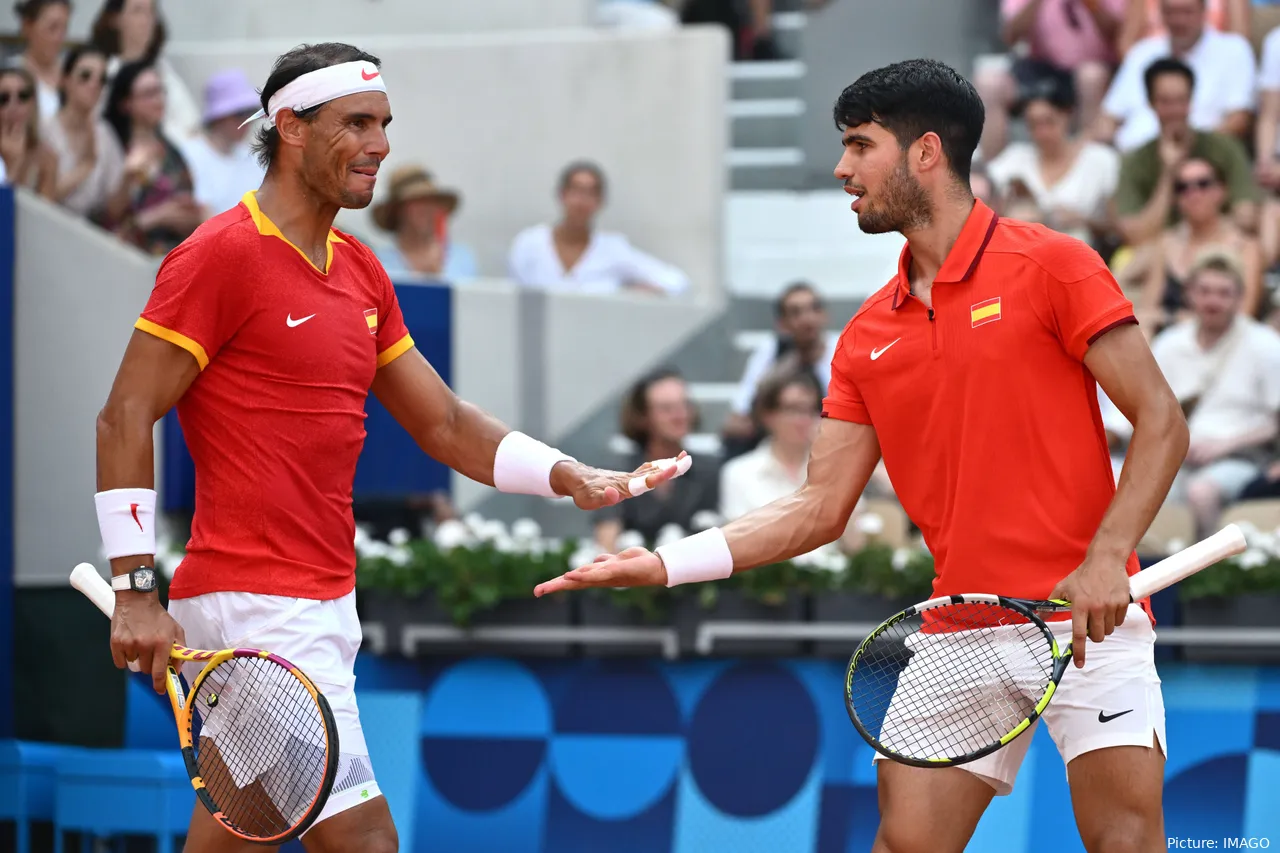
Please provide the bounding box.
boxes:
[986,141,1120,242]
[732,331,839,416]
[1102,28,1258,152]
[1108,317,1280,445]
[507,223,689,295]
[1258,27,1280,154]
[179,135,265,218]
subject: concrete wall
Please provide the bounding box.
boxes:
[12,192,161,587]
[0,0,595,43]
[165,27,729,301]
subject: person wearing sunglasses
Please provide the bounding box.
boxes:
[1120,156,1262,332]
[0,67,57,198]
[43,45,130,219]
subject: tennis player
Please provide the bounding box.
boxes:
[535,59,1189,853]
[95,43,689,853]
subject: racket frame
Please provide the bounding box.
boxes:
[843,593,1070,769]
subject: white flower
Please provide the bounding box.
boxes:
[691,510,723,532]
[856,513,885,535]
[477,519,508,543]
[433,519,474,551]
[891,548,911,571]
[817,551,849,573]
[568,546,601,571]
[793,549,823,567]
[388,528,411,547]
[511,518,542,542]
[1239,548,1269,570]
[388,546,412,567]
[493,534,518,554]
[463,513,486,534]
[1166,539,1187,555]
[547,537,564,552]
[655,524,686,548]
[616,530,646,552]
[354,525,372,547]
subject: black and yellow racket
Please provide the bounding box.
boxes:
[844,525,1247,768]
[70,563,340,844]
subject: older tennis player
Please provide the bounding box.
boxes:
[95,43,689,853]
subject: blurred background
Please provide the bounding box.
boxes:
[1,0,1280,850]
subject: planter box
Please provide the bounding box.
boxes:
[356,590,572,657]
[357,589,450,656]
[673,589,806,656]
[467,595,575,657]
[578,591,674,656]
[1180,594,1280,664]
[810,592,918,658]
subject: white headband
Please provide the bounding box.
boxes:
[239,60,388,128]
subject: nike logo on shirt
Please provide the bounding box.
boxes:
[870,338,901,361]
[286,314,316,328]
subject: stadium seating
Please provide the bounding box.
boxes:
[52,748,192,853]
[0,740,64,853]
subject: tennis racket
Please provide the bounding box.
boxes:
[70,563,340,844]
[843,524,1248,768]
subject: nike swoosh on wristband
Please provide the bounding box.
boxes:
[129,502,143,532]
[1098,709,1133,723]
[870,338,901,361]
[287,314,316,328]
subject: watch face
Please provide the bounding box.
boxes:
[134,568,157,590]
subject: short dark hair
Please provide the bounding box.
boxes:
[1012,72,1076,117]
[558,160,606,198]
[832,58,984,183]
[1143,57,1195,103]
[14,0,68,24]
[251,42,382,171]
[620,367,695,446]
[90,0,166,64]
[58,44,108,107]
[774,281,821,318]
[753,369,823,416]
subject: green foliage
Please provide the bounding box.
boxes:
[1177,551,1280,600]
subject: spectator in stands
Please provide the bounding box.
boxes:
[10,0,69,121]
[1117,0,1248,54]
[1121,156,1263,330]
[371,165,477,283]
[0,67,56,197]
[90,0,199,141]
[720,370,868,554]
[594,368,720,551]
[44,45,127,219]
[1111,58,1258,247]
[102,59,199,254]
[974,0,1124,161]
[1134,253,1280,537]
[721,282,837,451]
[1096,0,1257,153]
[986,74,1120,245]
[178,68,264,219]
[1237,459,1280,501]
[508,160,689,295]
[1254,23,1280,267]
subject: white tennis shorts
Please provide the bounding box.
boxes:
[872,603,1166,795]
[167,590,381,830]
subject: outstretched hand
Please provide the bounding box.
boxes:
[534,547,668,597]
[553,452,692,511]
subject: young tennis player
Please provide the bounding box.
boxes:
[535,58,1189,853]
[94,42,689,853]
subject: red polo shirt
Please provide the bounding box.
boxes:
[824,201,1145,610]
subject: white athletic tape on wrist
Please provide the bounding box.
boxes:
[628,454,693,496]
[493,431,576,499]
[657,527,734,587]
[239,60,389,128]
[95,488,157,561]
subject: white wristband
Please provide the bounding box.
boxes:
[656,527,734,587]
[492,431,576,499]
[95,488,157,560]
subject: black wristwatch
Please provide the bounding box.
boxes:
[111,567,158,593]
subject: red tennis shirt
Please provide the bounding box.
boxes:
[824,201,1147,611]
[137,191,415,601]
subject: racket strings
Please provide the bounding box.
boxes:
[192,656,330,839]
[847,602,1055,762]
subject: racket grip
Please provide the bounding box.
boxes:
[1128,524,1248,601]
[69,563,142,673]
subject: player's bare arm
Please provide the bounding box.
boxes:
[1050,322,1189,666]
[96,330,194,692]
[533,418,879,596]
[370,347,690,510]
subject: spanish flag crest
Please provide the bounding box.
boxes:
[970,297,1001,328]
[363,308,378,336]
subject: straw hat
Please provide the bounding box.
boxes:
[372,166,461,231]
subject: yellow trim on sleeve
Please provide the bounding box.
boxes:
[376,334,415,368]
[135,317,210,370]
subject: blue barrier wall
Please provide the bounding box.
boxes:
[124,658,1280,851]
[161,281,453,512]
[0,187,13,738]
